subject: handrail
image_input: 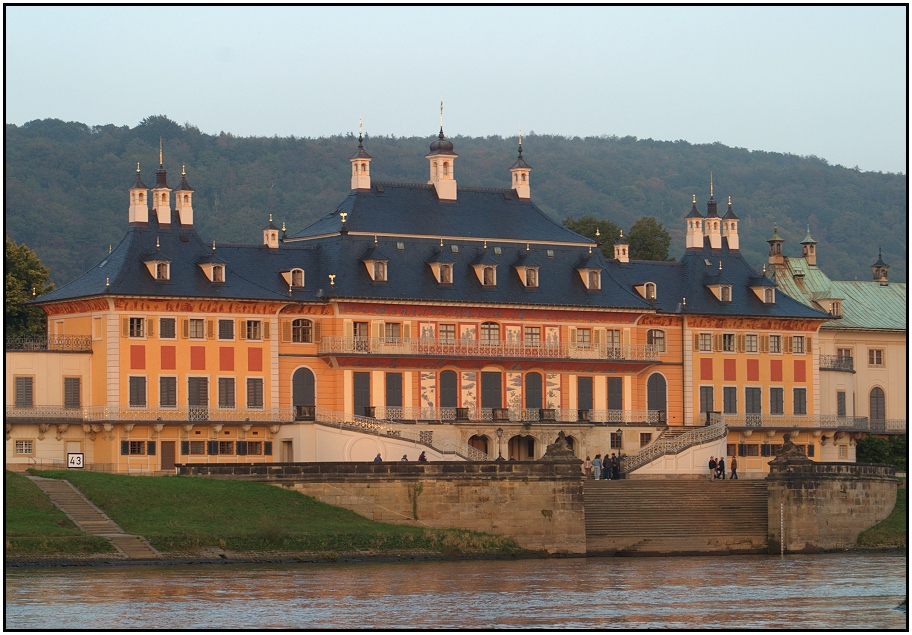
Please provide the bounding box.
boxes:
[621,420,728,474]
[315,408,492,461]
[721,414,907,433]
[819,355,854,372]
[5,335,93,352]
[318,336,659,362]
[5,405,295,423]
[374,406,660,424]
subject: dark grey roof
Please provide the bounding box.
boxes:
[722,201,739,220]
[131,170,148,190]
[509,143,531,170]
[685,201,703,219]
[154,166,169,190]
[427,129,456,155]
[175,174,194,192]
[349,135,372,160]
[872,249,889,267]
[705,196,719,218]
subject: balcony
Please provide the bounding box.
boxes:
[318,336,660,362]
[370,406,662,425]
[5,405,294,423]
[819,355,854,372]
[722,414,906,434]
[5,335,93,353]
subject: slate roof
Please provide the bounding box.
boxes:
[768,256,907,331]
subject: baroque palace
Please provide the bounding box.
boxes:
[6,125,906,476]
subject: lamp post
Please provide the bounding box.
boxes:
[496,427,504,461]
[616,428,623,450]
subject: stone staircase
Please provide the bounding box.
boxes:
[584,479,769,555]
[28,476,162,560]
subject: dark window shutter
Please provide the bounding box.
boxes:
[738,443,746,457]
[121,441,129,455]
[181,441,190,455]
[807,444,814,457]
[147,441,156,456]
[236,441,247,456]
[208,440,219,455]
[761,444,771,457]
[264,441,273,456]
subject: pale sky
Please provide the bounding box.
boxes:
[5,6,907,173]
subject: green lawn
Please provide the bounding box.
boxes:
[857,488,907,549]
[22,471,522,557]
[5,471,114,555]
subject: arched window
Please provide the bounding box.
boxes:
[156,263,168,280]
[432,161,437,178]
[440,264,452,284]
[765,288,774,303]
[183,195,189,203]
[374,261,387,281]
[869,387,885,422]
[483,266,495,286]
[443,162,449,176]
[213,265,224,283]
[521,173,526,182]
[588,270,600,290]
[468,435,489,455]
[647,329,666,353]
[292,319,313,343]
[721,286,731,302]
[526,268,538,287]
[138,193,144,202]
[291,269,304,287]
[362,162,367,173]
[480,322,500,346]
[161,193,168,204]
[647,373,667,421]
[646,282,656,300]
[514,173,518,183]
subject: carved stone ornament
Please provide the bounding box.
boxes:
[768,433,813,465]
[55,424,69,440]
[5,423,12,441]
[269,425,281,435]
[152,424,164,436]
[539,431,581,462]
[37,424,50,440]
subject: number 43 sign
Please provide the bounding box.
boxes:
[67,453,85,469]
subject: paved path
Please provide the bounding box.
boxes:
[27,476,162,560]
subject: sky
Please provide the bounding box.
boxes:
[5,6,907,174]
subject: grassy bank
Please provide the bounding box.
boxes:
[857,488,907,550]
[10,471,523,559]
[5,471,114,555]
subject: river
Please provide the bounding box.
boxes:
[5,553,906,629]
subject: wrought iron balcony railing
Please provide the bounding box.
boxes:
[721,414,905,433]
[318,336,660,361]
[5,405,295,423]
[373,406,661,424]
[5,335,93,352]
[819,355,854,372]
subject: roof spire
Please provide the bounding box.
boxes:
[159,137,163,168]
[212,240,216,252]
[156,236,160,250]
[182,164,186,177]
[137,162,141,173]
[710,172,714,198]
[692,194,696,205]
[439,99,444,134]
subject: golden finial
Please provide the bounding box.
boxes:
[719,261,723,271]
[692,194,696,205]
[109,244,112,253]
[483,239,487,249]
[156,236,160,250]
[212,240,216,252]
[526,242,530,251]
[31,287,35,296]
[182,164,186,177]
[339,212,347,224]
[374,235,378,245]
[440,100,444,129]
[683,297,686,307]
[440,237,444,247]
[106,277,110,289]
[519,126,523,146]
[269,214,273,223]
[710,172,714,197]
[159,138,163,167]
[136,162,141,173]
[359,116,363,137]
[281,221,286,232]
[728,195,732,205]
[329,274,336,287]
[595,227,601,237]
[588,245,592,254]
[620,229,624,238]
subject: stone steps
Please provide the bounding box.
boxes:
[27,476,162,560]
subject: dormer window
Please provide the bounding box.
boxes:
[588,271,600,290]
[720,286,731,302]
[526,268,538,287]
[156,262,169,280]
[749,286,776,304]
[646,282,657,300]
[291,269,304,287]
[635,281,658,300]
[213,265,224,283]
[363,255,389,282]
[706,283,732,303]
[441,264,452,284]
[483,266,495,286]
[829,300,841,316]
[374,261,387,282]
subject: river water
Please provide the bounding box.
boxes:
[5,553,906,630]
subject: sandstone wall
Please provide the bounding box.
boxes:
[767,462,898,553]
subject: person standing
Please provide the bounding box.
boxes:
[374,453,383,462]
[611,453,621,480]
[708,456,717,480]
[418,451,427,462]
[717,456,726,480]
[730,455,738,479]
[584,455,593,478]
[592,454,602,480]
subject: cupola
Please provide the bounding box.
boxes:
[871,248,890,283]
[263,215,280,249]
[613,230,629,263]
[508,132,531,199]
[174,165,194,226]
[721,196,740,251]
[425,102,458,201]
[800,225,817,266]
[128,163,149,225]
[704,175,721,250]
[684,194,704,250]
[349,119,372,191]
[767,223,785,266]
[151,139,172,226]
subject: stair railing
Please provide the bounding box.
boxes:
[621,420,728,474]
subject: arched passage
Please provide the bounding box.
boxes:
[508,435,536,461]
[468,435,489,455]
[647,373,667,422]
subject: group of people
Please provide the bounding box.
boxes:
[708,455,738,480]
[376,451,428,462]
[583,453,621,480]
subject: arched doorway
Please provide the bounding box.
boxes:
[525,372,543,411]
[564,435,578,457]
[293,368,315,407]
[440,370,458,409]
[468,435,489,455]
[647,373,667,422]
[508,435,536,461]
[870,387,885,423]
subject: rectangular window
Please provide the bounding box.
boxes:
[129,376,147,407]
[792,336,805,354]
[723,387,738,414]
[218,319,234,340]
[745,334,758,353]
[770,387,784,414]
[385,372,403,408]
[576,328,591,349]
[159,318,176,339]
[769,335,781,354]
[836,391,846,417]
[743,444,759,457]
[128,317,145,338]
[838,445,848,459]
[189,440,206,455]
[189,318,205,339]
[639,433,652,448]
[64,377,81,409]
[219,441,235,455]
[722,334,735,352]
[837,348,852,360]
[384,322,401,344]
[14,377,34,408]
[647,329,666,352]
[699,333,712,352]
[868,349,884,367]
[246,320,262,341]
[727,443,738,457]
[610,432,622,450]
[577,376,593,411]
[607,377,623,411]
[246,441,263,455]
[745,387,761,417]
[247,378,264,409]
[524,326,541,346]
[218,377,236,409]
[699,386,714,414]
[129,441,146,455]
[440,324,455,344]
[15,440,33,455]
[160,377,177,408]
[793,388,807,415]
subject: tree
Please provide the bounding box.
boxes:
[627,216,672,261]
[5,236,54,338]
[562,216,622,259]
[856,434,907,471]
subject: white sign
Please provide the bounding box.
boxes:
[67,453,85,469]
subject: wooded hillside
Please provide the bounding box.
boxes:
[5,116,906,285]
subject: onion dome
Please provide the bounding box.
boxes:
[428,128,456,155]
